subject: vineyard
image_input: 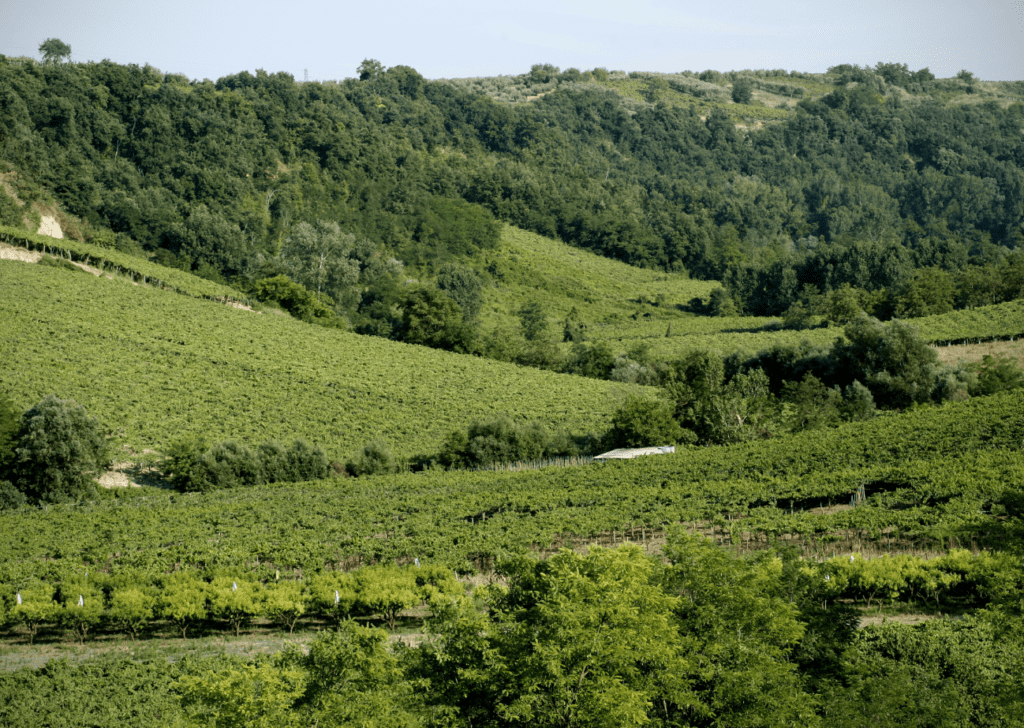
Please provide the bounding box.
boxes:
[0,261,631,459]
[0,225,246,303]
[585,299,1024,359]
[2,389,1020,582]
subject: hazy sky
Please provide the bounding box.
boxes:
[2,0,1022,82]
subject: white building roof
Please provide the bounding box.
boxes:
[593,446,675,460]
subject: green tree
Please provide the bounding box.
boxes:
[209,577,260,636]
[731,77,754,104]
[178,662,307,728]
[966,355,1024,397]
[253,275,338,324]
[9,395,108,504]
[261,580,307,635]
[58,582,105,644]
[436,263,483,323]
[11,583,61,645]
[355,565,420,631]
[708,287,738,316]
[836,317,940,408]
[606,395,687,448]
[358,59,385,81]
[781,374,843,432]
[398,287,475,352]
[0,391,20,474]
[562,306,587,342]
[641,76,670,103]
[423,546,695,728]
[108,586,156,641]
[281,220,361,305]
[158,574,208,639]
[38,38,71,64]
[299,621,423,726]
[517,300,549,341]
[308,571,359,625]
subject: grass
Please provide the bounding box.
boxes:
[474,225,715,331]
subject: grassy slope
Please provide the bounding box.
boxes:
[0,260,639,460]
[472,225,716,333]
[582,300,1024,360]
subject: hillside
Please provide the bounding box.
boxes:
[0,259,638,460]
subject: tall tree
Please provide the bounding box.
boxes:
[38,38,71,64]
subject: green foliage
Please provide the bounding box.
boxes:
[708,287,738,316]
[563,340,615,379]
[358,59,384,81]
[308,571,359,624]
[108,586,156,640]
[435,262,483,323]
[299,621,423,726]
[8,395,108,504]
[0,390,20,475]
[260,580,306,634]
[0,480,26,511]
[517,299,549,341]
[967,355,1024,397]
[439,415,579,469]
[208,576,259,636]
[836,317,941,408]
[252,275,337,324]
[731,77,754,104]
[0,656,191,727]
[178,660,307,728]
[397,286,475,352]
[781,374,843,432]
[57,581,104,643]
[38,38,71,64]
[10,582,60,645]
[0,192,25,228]
[355,565,420,631]
[157,573,208,639]
[280,220,361,305]
[346,440,398,477]
[822,616,1024,728]
[606,395,687,448]
[164,438,330,491]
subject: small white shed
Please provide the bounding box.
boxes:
[593,446,675,460]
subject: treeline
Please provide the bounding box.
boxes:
[1,56,1021,331]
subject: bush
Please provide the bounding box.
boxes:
[7,395,109,504]
[439,416,581,469]
[346,441,398,477]
[606,396,688,449]
[165,438,330,491]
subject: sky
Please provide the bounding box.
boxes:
[2,0,1022,83]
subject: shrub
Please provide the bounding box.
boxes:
[346,441,398,477]
[7,395,109,504]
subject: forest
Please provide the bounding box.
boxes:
[1,48,1024,727]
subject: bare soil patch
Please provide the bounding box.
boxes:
[37,214,63,239]
[0,241,42,263]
